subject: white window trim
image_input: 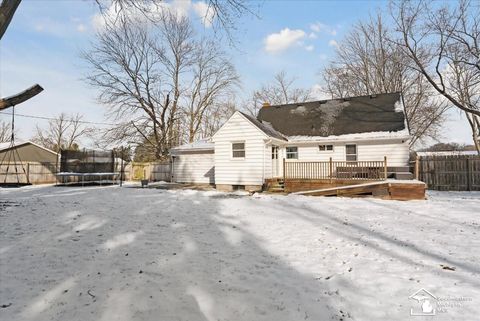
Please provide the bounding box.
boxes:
[345,144,357,162]
[231,141,245,160]
[286,146,299,160]
[318,144,334,152]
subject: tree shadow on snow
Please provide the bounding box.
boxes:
[0,186,349,321]
[269,197,480,281]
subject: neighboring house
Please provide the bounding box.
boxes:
[171,92,411,192]
[416,151,478,157]
[0,141,58,163]
[0,141,59,185]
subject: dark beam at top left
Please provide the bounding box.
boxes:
[0,0,22,40]
[0,84,44,110]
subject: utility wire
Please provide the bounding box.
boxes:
[0,111,115,126]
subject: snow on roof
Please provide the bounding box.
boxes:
[0,141,15,151]
[171,138,214,153]
[257,92,407,138]
[287,126,410,143]
[416,150,478,157]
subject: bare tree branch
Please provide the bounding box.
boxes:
[31,113,92,152]
[244,71,312,117]
[321,13,448,146]
[391,0,480,152]
[83,9,238,160]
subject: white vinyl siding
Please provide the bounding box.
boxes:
[213,113,268,185]
[282,139,409,166]
[285,144,346,161]
[356,140,409,166]
[264,144,273,179]
[172,152,215,184]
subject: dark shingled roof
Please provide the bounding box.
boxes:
[257,92,407,137]
[239,112,287,141]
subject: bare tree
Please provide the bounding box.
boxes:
[32,113,92,152]
[321,14,449,146]
[391,0,480,152]
[0,120,11,142]
[244,71,312,117]
[83,12,196,159]
[201,99,236,138]
[84,10,238,158]
[182,40,239,142]
[94,0,254,41]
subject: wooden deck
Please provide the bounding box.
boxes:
[292,180,426,200]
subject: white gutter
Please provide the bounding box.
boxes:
[287,135,410,144]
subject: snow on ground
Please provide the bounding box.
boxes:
[0,184,479,321]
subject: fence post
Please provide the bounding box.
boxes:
[384,156,388,180]
[26,162,30,184]
[415,156,420,180]
[329,157,333,183]
[466,157,472,191]
[282,158,286,183]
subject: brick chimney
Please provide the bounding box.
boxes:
[262,102,271,108]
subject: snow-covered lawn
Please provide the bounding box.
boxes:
[1,184,479,321]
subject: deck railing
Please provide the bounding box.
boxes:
[283,157,387,181]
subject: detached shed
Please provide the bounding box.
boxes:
[170,139,215,185]
[0,141,58,185]
[0,141,58,163]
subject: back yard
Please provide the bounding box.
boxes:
[1,185,479,321]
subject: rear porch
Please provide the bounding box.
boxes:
[265,158,425,200]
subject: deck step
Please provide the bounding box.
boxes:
[387,166,411,172]
[394,172,414,180]
[266,178,285,192]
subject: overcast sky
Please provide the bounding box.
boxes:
[0,0,473,148]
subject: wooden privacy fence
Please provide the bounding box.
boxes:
[283,158,387,181]
[0,161,172,184]
[127,162,171,182]
[0,162,58,184]
[415,155,480,191]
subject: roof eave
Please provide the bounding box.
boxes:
[287,133,411,144]
[170,147,214,154]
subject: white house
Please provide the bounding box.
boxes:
[170,92,411,192]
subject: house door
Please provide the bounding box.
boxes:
[271,146,279,177]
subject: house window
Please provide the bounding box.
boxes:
[319,144,334,151]
[232,142,245,158]
[271,146,278,159]
[286,147,298,159]
[346,144,357,161]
